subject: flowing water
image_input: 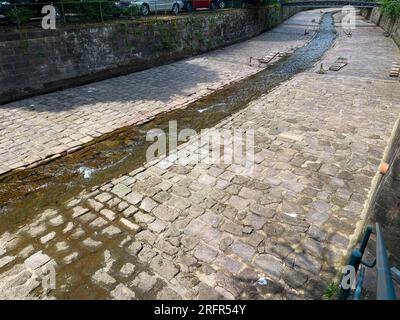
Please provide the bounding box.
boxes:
[0,13,337,233]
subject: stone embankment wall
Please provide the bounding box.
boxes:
[361,7,400,46]
[361,7,400,265]
[0,7,300,104]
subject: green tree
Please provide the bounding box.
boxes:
[382,0,400,18]
[4,7,35,25]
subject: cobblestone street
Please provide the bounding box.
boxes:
[1,10,400,300]
[0,11,321,177]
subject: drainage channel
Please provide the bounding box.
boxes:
[0,13,337,233]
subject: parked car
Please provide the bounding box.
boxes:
[115,0,184,16]
[183,0,225,11]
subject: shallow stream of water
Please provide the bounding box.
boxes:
[0,13,337,232]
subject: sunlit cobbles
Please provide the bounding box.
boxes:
[153,205,180,222]
[95,192,113,203]
[131,271,157,293]
[26,224,47,238]
[148,219,168,234]
[137,246,157,264]
[24,251,50,270]
[110,284,136,300]
[70,227,86,239]
[135,230,157,245]
[150,256,179,282]
[119,263,135,277]
[101,225,122,238]
[82,238,102,252]
[107,198,121,209]
[71,206,89,218]
[111,184,131,198]
[124,192,143,206]
[48,215,64,227]
[134,211,155,224]
[0,256,15,268]
[87,199,104,212]
[62,222,74,233]
[122,205,138,218]
[89,217,108,229]
[119,218,141,233]
[18,245,35,259]
[92,268,116,287]
[0,264,41,299]
[40,232,56,244]
[99,208,117,221]
[63,252,79,265]
[126,241,143,256]
[55,242,69,253]
[139,197,158,213]
[116,201,129,212]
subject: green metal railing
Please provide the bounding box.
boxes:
[338,223,397,300]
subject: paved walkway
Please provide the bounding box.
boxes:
[1,12,400,300]
[0,11,322,177]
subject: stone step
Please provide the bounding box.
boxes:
[329,57,348,71]
[259,52,280,64]
[389,62,400,77]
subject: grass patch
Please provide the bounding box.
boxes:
[324,282,339,299]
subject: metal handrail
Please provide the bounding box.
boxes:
[353,265,365,300]
[338,223,397,300]
[375,223,397,300]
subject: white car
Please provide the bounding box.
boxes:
[115,0,185,16]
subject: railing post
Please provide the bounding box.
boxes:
[359,225,372,255]
[14,3,20,29]
[99,2,104,23]
[61,2,66,24]
[337,249,362,299]
[353,266,366,300]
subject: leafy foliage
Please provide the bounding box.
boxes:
[61,0,118,22]
[260,0,280,6]
[121,5,140,18]
[324,282,339,299]
[4,7,35,24]
[382,0,400,18]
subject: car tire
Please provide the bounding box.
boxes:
[218,0,226,9]
[186,2,193,12]
[172,3,179,15]
[140,3,150,16]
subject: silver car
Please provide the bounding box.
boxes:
[116,0,185,16]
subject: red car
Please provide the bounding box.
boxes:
[184,0,226,11]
